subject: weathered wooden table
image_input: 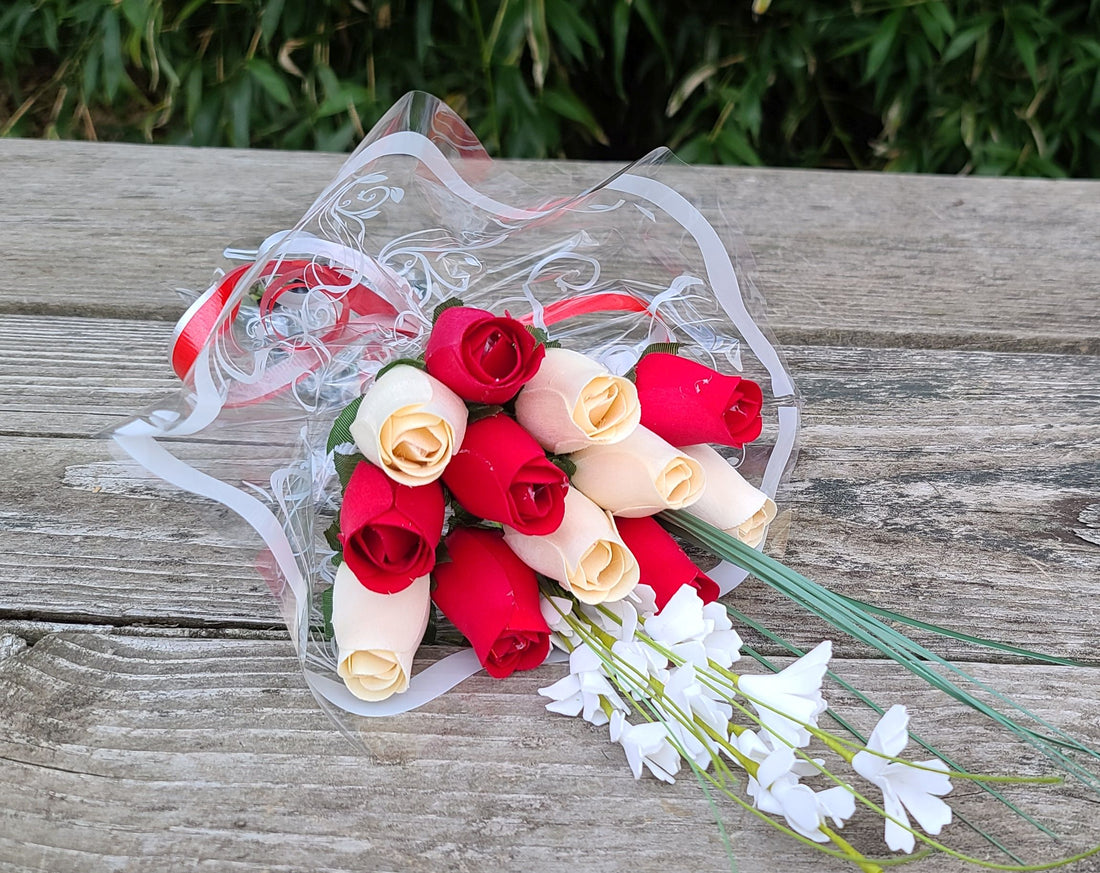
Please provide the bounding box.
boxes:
[1,139,1098,873]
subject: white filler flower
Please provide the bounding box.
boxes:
[736,730,855,842]
[538,644,627,727]
[852,704,953,853]
[737,641,831,748]
[609,710,682,783]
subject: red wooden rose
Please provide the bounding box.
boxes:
[339,461,445,594]
[633,353,762,448]
[424,306,545,403]
[431,527,551,678]
[442,413,568,535]
[614,515,718,610]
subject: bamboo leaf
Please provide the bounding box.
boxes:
[611,0,630,100]
[261,0,286,46]
[248,58,293,107]
[865,9,904,82]
[524,0,550,90]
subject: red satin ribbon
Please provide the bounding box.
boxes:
[171,259,398,380]
[171,263,659,406]
[516,292,650,328]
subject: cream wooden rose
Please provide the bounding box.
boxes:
[331,563,431,702]
[681,444,777,548]
[504,487,639,604]
[514,348,640,453]
[350,364,468,485]
[569,425,706,517]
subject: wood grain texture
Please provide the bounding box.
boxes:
[3,139,1100,873]
[1,633,1098,873]
[2,139,1098,352]
[0,334,1095,657]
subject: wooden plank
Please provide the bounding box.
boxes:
[2,310,1098,436]
[2,139,1098,352]
[0,314,174,437]
[1,632,1098,873]
[2,314,1095,648]
[1,337,1096,655]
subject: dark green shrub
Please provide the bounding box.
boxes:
[1,0,1097,176]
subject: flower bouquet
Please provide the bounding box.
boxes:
[113,92,1100,871]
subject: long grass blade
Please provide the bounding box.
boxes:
[660,511,1100,803]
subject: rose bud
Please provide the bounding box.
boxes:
[569,425,705,517]
[504,487,639,605]
[442,413,568,535]
[431,527,551,679]
[614,516,719,610]
[339,461,445,594]
[681,444,777,548]
[331,563,431,701]
[424,306,546,403]
[514,348,641,454]
[350,364,468,486]
[634,353,763,448]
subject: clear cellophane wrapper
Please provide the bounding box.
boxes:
[111,92,800,728]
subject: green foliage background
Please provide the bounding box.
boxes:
[2,0,1098,176]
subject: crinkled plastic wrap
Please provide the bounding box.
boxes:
[112,92,801,727]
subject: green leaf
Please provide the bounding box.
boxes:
[624,341,681,380]
[914,4,947,53]
[941,24,986,64]
[248,58,293,107]
[171,0,208,29]
[375,357,427,381]
[432,296,466,321]
[631,0,671,74]
[323,517,343,564]
[716,124,763,167]
[547,453,576,478]
[467,403,504,423]
[40,5,58,53]
[228,75,253,147]
[415,0,434,65]
[100,8,124,102]
[333,451,365,490]
[927,2,955,35]
[524,0,550,90]
[82,46,102,102]
[611,0,630,100]
[320,585,334,640]
[544,0,597,62]
[1010,20,1040,84]
[323,518,342,553]
[541,87,609,146]
[326,396,364,453]
[864,8,903,83]
[666,56,745,118]
[261,0,286,46]
[525,324,550,344]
